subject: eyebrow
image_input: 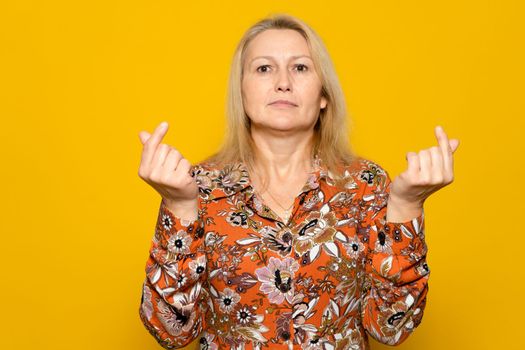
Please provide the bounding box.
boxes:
[249,55,313,64]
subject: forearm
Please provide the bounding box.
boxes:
[139,200,207,348]
[363,207,429,345]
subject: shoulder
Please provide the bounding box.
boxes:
[191,159,246,178]
[326,158,391,209]
[191,159,222,175]
[332,157,390,191]
[349,157,389,184]
[190,160,250,200]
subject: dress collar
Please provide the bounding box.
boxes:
[193,152,331,201]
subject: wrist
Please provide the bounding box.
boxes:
[162,198,199,221]
[386,195,423,223]
[387,193,424,209]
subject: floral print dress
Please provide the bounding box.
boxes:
[139,156,429,350]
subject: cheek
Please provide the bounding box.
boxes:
[307,77,323,95]
[301,84,323,107]
[243,80,266,106]
[242,81,261,118]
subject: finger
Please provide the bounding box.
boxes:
[173,158,194,184]
[163,157,193,188]
[148,121,169,148]
[429,146,444,183]
[162,147,183,172]
[150,144,171,173]
[406,152,420,175]
[419,149,431,183]
[435,125,453,176]
[142,122,169,167]
[138,131,152,172]
[138,131,151,145]
[449,139,460,153]
[444,139,459,182]
[434,125,451,160]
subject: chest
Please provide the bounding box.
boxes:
[200,187,371,300]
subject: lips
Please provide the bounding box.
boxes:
[269,100,298,106]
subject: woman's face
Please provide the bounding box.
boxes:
[241,29,327,134]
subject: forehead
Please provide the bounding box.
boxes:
[245,29,310,59]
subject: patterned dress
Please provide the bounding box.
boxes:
[139,155,429,350]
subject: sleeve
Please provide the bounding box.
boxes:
[138,199,208,349]
[359,166,430,345]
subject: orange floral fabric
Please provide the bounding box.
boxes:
[139,156,429,350]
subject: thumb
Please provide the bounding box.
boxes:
[138,131,151,145]
[449,139,460,153]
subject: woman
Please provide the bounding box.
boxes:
[137,14,459,350]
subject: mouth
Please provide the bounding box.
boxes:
[269,101,298,108]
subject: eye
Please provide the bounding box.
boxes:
[256,65,271,73]
[295,64,309,72]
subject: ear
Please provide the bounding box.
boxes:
[320,96,328,110]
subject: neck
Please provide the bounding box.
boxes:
[249,125,315,184]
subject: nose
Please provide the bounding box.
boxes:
[275,69,293,92]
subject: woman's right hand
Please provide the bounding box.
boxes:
[138,121,199,220]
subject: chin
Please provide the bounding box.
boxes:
[267,123,311,134]
[251,115,314,133]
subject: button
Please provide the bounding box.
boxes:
[378,231,386,245]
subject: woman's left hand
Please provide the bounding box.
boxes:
[386,125,460,222]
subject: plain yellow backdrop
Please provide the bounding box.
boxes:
[1,1,523,349]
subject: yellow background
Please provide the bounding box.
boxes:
[1,1,523,349]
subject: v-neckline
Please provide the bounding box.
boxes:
[242,166,321,225]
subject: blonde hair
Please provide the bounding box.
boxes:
[205,13,356,189]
